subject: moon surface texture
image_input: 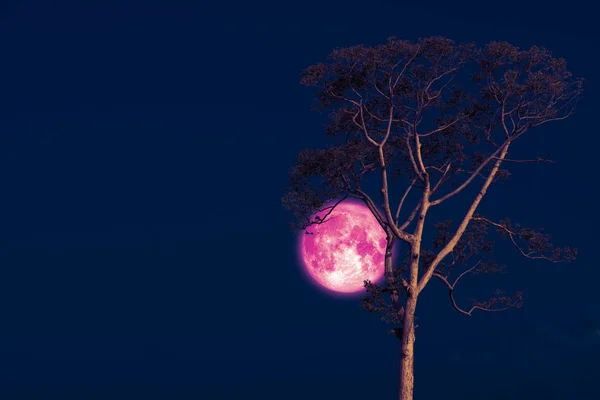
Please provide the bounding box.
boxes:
[299,200,387,294]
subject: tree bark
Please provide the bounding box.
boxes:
[398,295,417,400]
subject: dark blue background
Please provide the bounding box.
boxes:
[0,1,597,398]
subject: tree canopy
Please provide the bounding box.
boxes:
[283,36,581,320]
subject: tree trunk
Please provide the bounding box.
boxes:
[398,296,417,400]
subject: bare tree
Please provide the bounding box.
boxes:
[282,37,582,400]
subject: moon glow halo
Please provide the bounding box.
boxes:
[299,200,387,294]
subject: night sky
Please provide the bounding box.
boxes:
[0,1,598,399]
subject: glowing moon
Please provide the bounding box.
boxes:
[299,200,387,294]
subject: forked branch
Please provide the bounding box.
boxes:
[432,261,523,316]
[472,216,577,262]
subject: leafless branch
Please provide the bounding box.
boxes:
[432,261,523,316]
[392,45,421,89]
[304,194,349,233]
[472,216,574,262]
[417,142,511,294]
[429,140,509,207]
[405,135,425,182]
[498,156,555,164]
[398,200,422,231]
[395,177,417,226]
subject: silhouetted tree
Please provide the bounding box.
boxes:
[283,37,582,400]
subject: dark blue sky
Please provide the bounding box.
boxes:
[0,1,597,399]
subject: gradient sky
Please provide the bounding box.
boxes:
[0,1,598,399]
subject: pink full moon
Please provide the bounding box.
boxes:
[299,200,387,294]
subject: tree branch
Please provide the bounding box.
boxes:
[405,135,425,182]
[432,261,523,316]
[417,142,511,294]
[418,115,462,137]
[395,177,417,226]
[472,216,575,262]
[398,200,422,231]
[354,188,414,244]
[499,156,555,164]
[303,195,349,233]
[378,106,417,244]
[429,141,509,206]
[392,44,421,89]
